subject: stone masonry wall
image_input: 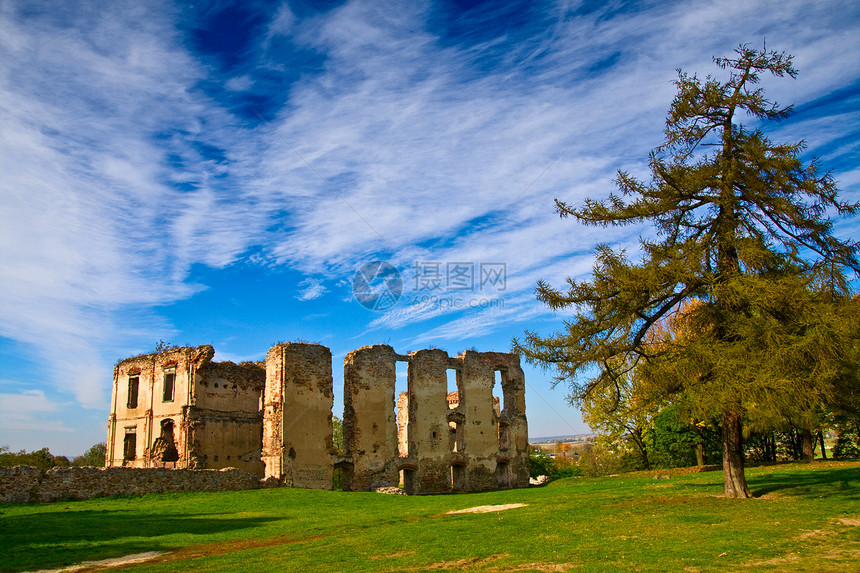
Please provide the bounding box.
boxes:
[404,349,451,494]
[108,345,265,475]
[262,343,334,489]
[102,341,529,497]
[343,345,403,491]
[341,346,529,494]
[0,465,43,503]
[0,465,265,504]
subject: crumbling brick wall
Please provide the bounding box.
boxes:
[0,465,265,504]
[262,343,334,489]
[191,359,266,474]
[106,341,529,496]
[452,351,530,491]
[340,346,529,494]
[0,465,42,503]
[342,345,402,491]
[402,349,452,494]
[107,346,265,475]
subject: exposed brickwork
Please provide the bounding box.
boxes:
[107,346,265,475]
[0,465,263,503]
[343,345,402,491]
[262,343,334,489]
[0,465,42,503]
[99,340,529,498]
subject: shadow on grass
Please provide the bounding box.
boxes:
[649,465,860,502]
[0,510,280,573]
[749,466,860,500]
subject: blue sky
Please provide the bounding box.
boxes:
[1,0,858,457]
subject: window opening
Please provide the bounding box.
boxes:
[396,362,408,457]
[123,430,137,462]
[152,419,179,463]
[162,369,175,402]
[496,461,510,487]
[127,376,139,409]
[450,420,464,452]
[493,370,504,416]
[446,368,462,452]
[446,368,459,408]
[451,463,466,492]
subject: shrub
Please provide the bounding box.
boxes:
[528,447,554,478]
[550,455,583,479]
[73,443,106,467]
[577,440,626,477]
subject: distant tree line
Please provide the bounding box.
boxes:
[0,443,106,469]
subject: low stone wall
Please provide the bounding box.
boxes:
[0,465,43,503]
[0,465,266,504]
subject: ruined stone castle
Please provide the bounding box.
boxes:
[107,342,529,494]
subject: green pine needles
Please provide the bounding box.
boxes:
[515,45,859,498]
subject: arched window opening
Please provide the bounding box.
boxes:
[496,461,510,488]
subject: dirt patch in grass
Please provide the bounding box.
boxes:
[838,517,860,526]
[370,551,417,560]
[797,529,826,540]
[393,554,576,572]
[447,504,527,514]
[164,532,327,561]
[623,465,721,479]
[490,562,577,571]
[743,554,801,567]
[54,533,330,572]
[27,552,166,573]
[395,555,508,571]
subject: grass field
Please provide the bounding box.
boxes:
[1,461,858,572]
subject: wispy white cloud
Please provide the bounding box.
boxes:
[252,0,860,325]
[296,278,328,301]
[0,0,857,452]
[0,389,72,433]
[0,1,269,409]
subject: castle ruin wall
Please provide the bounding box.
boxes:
[0,465,266,504]
[262,343,333,489]
[403,349,452,494]
[107,346,265,475]
[342,344,402,491]
[99,340,529,498]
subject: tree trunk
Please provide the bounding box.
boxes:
[801,427,814,463]
[695,442,705,466]
[721,409,752,498]
[818,431,827,460]
[630,428,650,470]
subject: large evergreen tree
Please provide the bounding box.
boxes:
[515,46,859,498]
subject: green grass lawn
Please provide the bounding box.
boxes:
[2,461,858,572]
